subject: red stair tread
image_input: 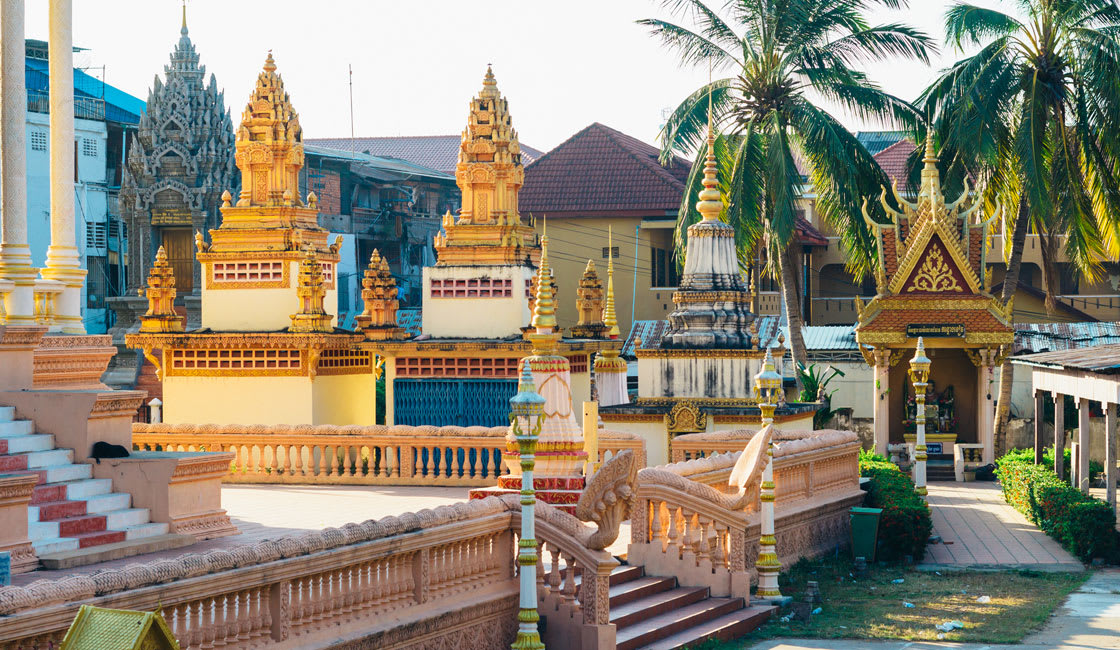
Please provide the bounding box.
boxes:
[75,529,127,548]
[0,454,29,472]
[31,484,67,505]
[0,469,45,485]
[0,439,7,454]
[36,499,86,521]
[57,514,107,537]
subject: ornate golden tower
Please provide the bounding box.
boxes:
[433,67,539,266]
[289,246,333,333]
[357,249,407,340]
[138,246,184,333]
[570,259,606,338]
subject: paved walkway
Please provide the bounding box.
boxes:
[920,481,1082,570]
[747,569,1120,650]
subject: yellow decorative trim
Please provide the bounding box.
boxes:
[637,396,758,407]
[666,401,706,434]
[906,246,962,293]
[672,291,751,304]
[636,348,770,359]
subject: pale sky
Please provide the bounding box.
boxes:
[26,0,1005,153]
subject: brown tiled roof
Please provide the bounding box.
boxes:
[305,135,543,174]
[519,123,691,216]
[873,139,916,186]
[858,295,1011,333]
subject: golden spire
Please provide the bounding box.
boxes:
[181,0,187,32]
[139,246,184,333]
[696,98,721,221]
[531,219,556,332]
[233,51,302,208]
[289,245,332,333]
[604,225,619,338]
[920,130,941,194]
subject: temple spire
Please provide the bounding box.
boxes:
[696,98,721,221]
[604,226,619,339]
[181,0,187,33]
[532,220,556,332]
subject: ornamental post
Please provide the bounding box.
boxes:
[754,347,783,601]
[510,361,546,650]
[909,337,931,500]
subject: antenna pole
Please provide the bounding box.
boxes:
[348,64,355,138]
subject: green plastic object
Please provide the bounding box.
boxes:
[850,507,882,563]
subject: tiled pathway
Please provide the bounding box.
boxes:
[921,481,1082,570]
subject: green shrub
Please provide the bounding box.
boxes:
[859,450,932,562]
[1001,447,1103,479]
[996,452,1117,562]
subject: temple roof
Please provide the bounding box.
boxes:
[306,135,543,174]
[873,139,917,186]
[520,123,691,216]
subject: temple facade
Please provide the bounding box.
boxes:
[126,54,372,426]
[855,138,1014,467]
[116,10,237,313]
[600,119,816,464]
[362,68,619,428]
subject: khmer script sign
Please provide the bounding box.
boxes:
[151,208,192,226]
[906,323,966,338]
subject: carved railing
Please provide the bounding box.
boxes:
[0,494,623,650]
[132,423,645,487]
[630,429,864,602]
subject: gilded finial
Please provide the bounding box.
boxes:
[696,97,721,221]
[181,0,188,33]
[220,189,231,208]
[264,50,276,73]
[531,219,556,331]
[604,225,619,338]
[139,246,183,333]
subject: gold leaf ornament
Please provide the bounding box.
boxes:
[907,247,962,293]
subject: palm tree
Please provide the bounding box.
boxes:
[641,0,933,380]
[921,0,1120,448]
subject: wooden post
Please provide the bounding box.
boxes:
[1077,397,1091,494]
[1034,390,1045,464]
[1106,402,1117,512]
[1054,393,1065,480]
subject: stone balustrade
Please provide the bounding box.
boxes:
[0,494,620,650]
[630,429,864,601]
[132,423,645,486]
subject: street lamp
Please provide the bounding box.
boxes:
[510,361,546,650]
[908,337,931,500]
[754,346,783,601]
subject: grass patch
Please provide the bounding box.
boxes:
[705,555,1088,648]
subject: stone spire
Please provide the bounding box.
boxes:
[289,245,332,333]
[433,66,539,267]
[357,249,408,340]
[118,14,236,293]
[234,52,305,209]
[531,226,556,333]
[594,228,628,405]
[570,259,606,339]
[604,226,620,339]
[138,246,184,333]
[659,107,755,349]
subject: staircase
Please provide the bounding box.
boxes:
[927,455,956,482]
[592,564,775,650]
[0,406,169,559]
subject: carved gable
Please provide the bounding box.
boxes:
[901,235,968,295]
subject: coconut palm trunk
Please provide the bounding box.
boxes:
[994,198,1029,453]
[779,244,807,393]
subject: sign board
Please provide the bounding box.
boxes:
[151,208,192,226]
[926,442,943,455]
[906,323,965,338]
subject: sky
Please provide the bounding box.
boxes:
[26,0,1007,154]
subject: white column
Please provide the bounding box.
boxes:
[871,348,890,457]
[1077,397,1090,494]
[1106,402,1116,512]
[40,0,85,334]
[978,352,996,465]
[0,0,36,324]
[1054,393,1066,480]
[914,376,928,498]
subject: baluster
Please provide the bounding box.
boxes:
[650,501,663,546]
[535,544,546,587]
[259,585,273,640]
[493,447,503,477]
[295,445,306,477]
[382,445,392,478]
[341,445,352,477]
[548,547,561,596]
[187,599,203,649]
[281,443,291,476]
[248,587,264,640]
[712,523,727,568]
[666,507,681,557]
[212,594,229,648]
[314,572,327,626]
[197,597,215,649]
[372,559,387,608]
[562,553,577,603]
[697,518,711,562]
[445,446,454,478]
[172,603,189,646]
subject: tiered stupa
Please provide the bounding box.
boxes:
[594,228,628,407]
[125,53,372,425]
[361,68,620,428]
[599,114,816,464]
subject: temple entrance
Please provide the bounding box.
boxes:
[161,228,195,293]
[888,347,978,448]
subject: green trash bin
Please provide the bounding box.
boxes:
[850,507,882,562]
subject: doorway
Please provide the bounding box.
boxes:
[161,228,194,293]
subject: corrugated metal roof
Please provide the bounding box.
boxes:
[622,318,857,356]
[1012,343,1120,375]
[1013,322,1120,354]
[397,309,423,337]
[304,144,454,181]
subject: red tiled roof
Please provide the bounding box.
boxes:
[873,139,916,186]
[858,295,1012,333]
[795,218,827,247]
[519,123,691,216]
[305,135,543,174]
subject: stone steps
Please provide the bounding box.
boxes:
[0,408,168,563]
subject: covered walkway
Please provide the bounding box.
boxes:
[921,481,1082,570]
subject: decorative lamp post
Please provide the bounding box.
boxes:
[754,346,783,601]
[908,337,931,500]
[510,361,546,650]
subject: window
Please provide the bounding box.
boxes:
[651,247,678,288]
[82,138,98,157]
[602,246,620,259]
[30,131,47,152]
[429,277,512,298]
[85,221,107,251]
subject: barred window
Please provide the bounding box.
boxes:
[30,131,47,152]
[81,138,98,157]
[212,261,284,283]
[430,277,512,298]
[396,356,520,378]
[170,348,301,370]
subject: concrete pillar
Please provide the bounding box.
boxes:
[40,0,86,334]
[1054,393,1065,480]
[1077,397,1090,494]
[871,348,890,457]
[1106,402,1116,511]
[977,352,996,464]
[1034,390,1046,464]
[0,0,36,324]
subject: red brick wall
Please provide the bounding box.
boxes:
[308,169,342,215]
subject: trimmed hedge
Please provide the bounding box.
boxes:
[996,452,1118,563]
[1001,447,1103,480]
[859,450,932,562]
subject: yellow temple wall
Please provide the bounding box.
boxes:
[201,260,338,332]
[421,265,535,338]
[312,373,377,425]
[570,370,591,410]
[163,376,314,424]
